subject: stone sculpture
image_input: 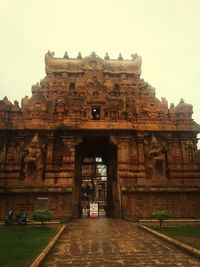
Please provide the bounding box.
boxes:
[145,135,167,179]
[23,134,44,179]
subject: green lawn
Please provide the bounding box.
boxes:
[153,224,200,249]
[0,225,57,267]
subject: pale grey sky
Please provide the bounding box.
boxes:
[0,0,200,137]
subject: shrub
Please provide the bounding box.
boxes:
[32,209,54,224]
[152,210,170,228]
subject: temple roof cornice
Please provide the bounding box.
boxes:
[45,51,142,75]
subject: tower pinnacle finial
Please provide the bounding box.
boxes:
[77,52,82,59]
[104,52,110,60]
[118,53,123,60]
[64,51,69,59]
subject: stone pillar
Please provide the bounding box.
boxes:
[172,138,182,163]
[0,138,8,186]
[61,136,82,169]
[60,136,82,218]
[180,140,187,163]
[15,138,21,160]
[136,135,145,164]
[62,136,77,162]
[46,136,55,165]
[135,133,147,181]
[193,139,199,154]
[0,138,8,164]
[129,137,138,162]
[167,138,174,164]
[15,137,26,180]
[117,137,130,162]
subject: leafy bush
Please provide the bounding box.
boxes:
[32,209,54,224]
[152,210,170,228]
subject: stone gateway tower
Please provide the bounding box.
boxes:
[0,51,200,220]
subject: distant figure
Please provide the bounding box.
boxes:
[16,212,28,224]
[5,209,14,225]
[8,209,13,221]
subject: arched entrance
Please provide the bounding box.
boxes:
[73,136,120,218]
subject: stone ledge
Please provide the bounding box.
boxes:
[0,187,73,193]
[1,122,200,131]
[30,224,66,267]
[121,186,200,192]
[0,220,61,225]
[139,225,200,259]
[140,219,200,223]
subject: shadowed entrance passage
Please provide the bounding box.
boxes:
[80,156,108,217]
[41,219,200,267]
[73,136,120,218]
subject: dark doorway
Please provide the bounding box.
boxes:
[73,136,120,218]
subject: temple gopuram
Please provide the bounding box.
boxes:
[0,51,200,220]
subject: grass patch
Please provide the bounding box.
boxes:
[0,225,57,267]
[153,224,200,249]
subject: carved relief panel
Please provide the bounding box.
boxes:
[21,134,46,179]
[144,135,168,180]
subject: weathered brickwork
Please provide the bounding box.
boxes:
[122,191,200,218]
[0,51,200,219]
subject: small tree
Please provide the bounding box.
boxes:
[32,209,54,225]
[152,210,170,228]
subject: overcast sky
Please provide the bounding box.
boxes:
[0,0,200,142]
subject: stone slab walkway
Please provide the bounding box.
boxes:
[41,218,200,267]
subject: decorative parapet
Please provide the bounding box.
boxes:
[44,51,142,75]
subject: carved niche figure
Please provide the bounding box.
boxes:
[0,96,12,111]
[11,100,21,112]
[21,96,29,112]
[145,135,167,180]
[22,134,45,179]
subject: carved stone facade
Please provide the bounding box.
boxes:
[0,51,200,220]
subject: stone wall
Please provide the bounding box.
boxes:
[121,190,200,218]
[0,192,72,220]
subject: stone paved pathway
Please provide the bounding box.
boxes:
[41,218,200,267]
